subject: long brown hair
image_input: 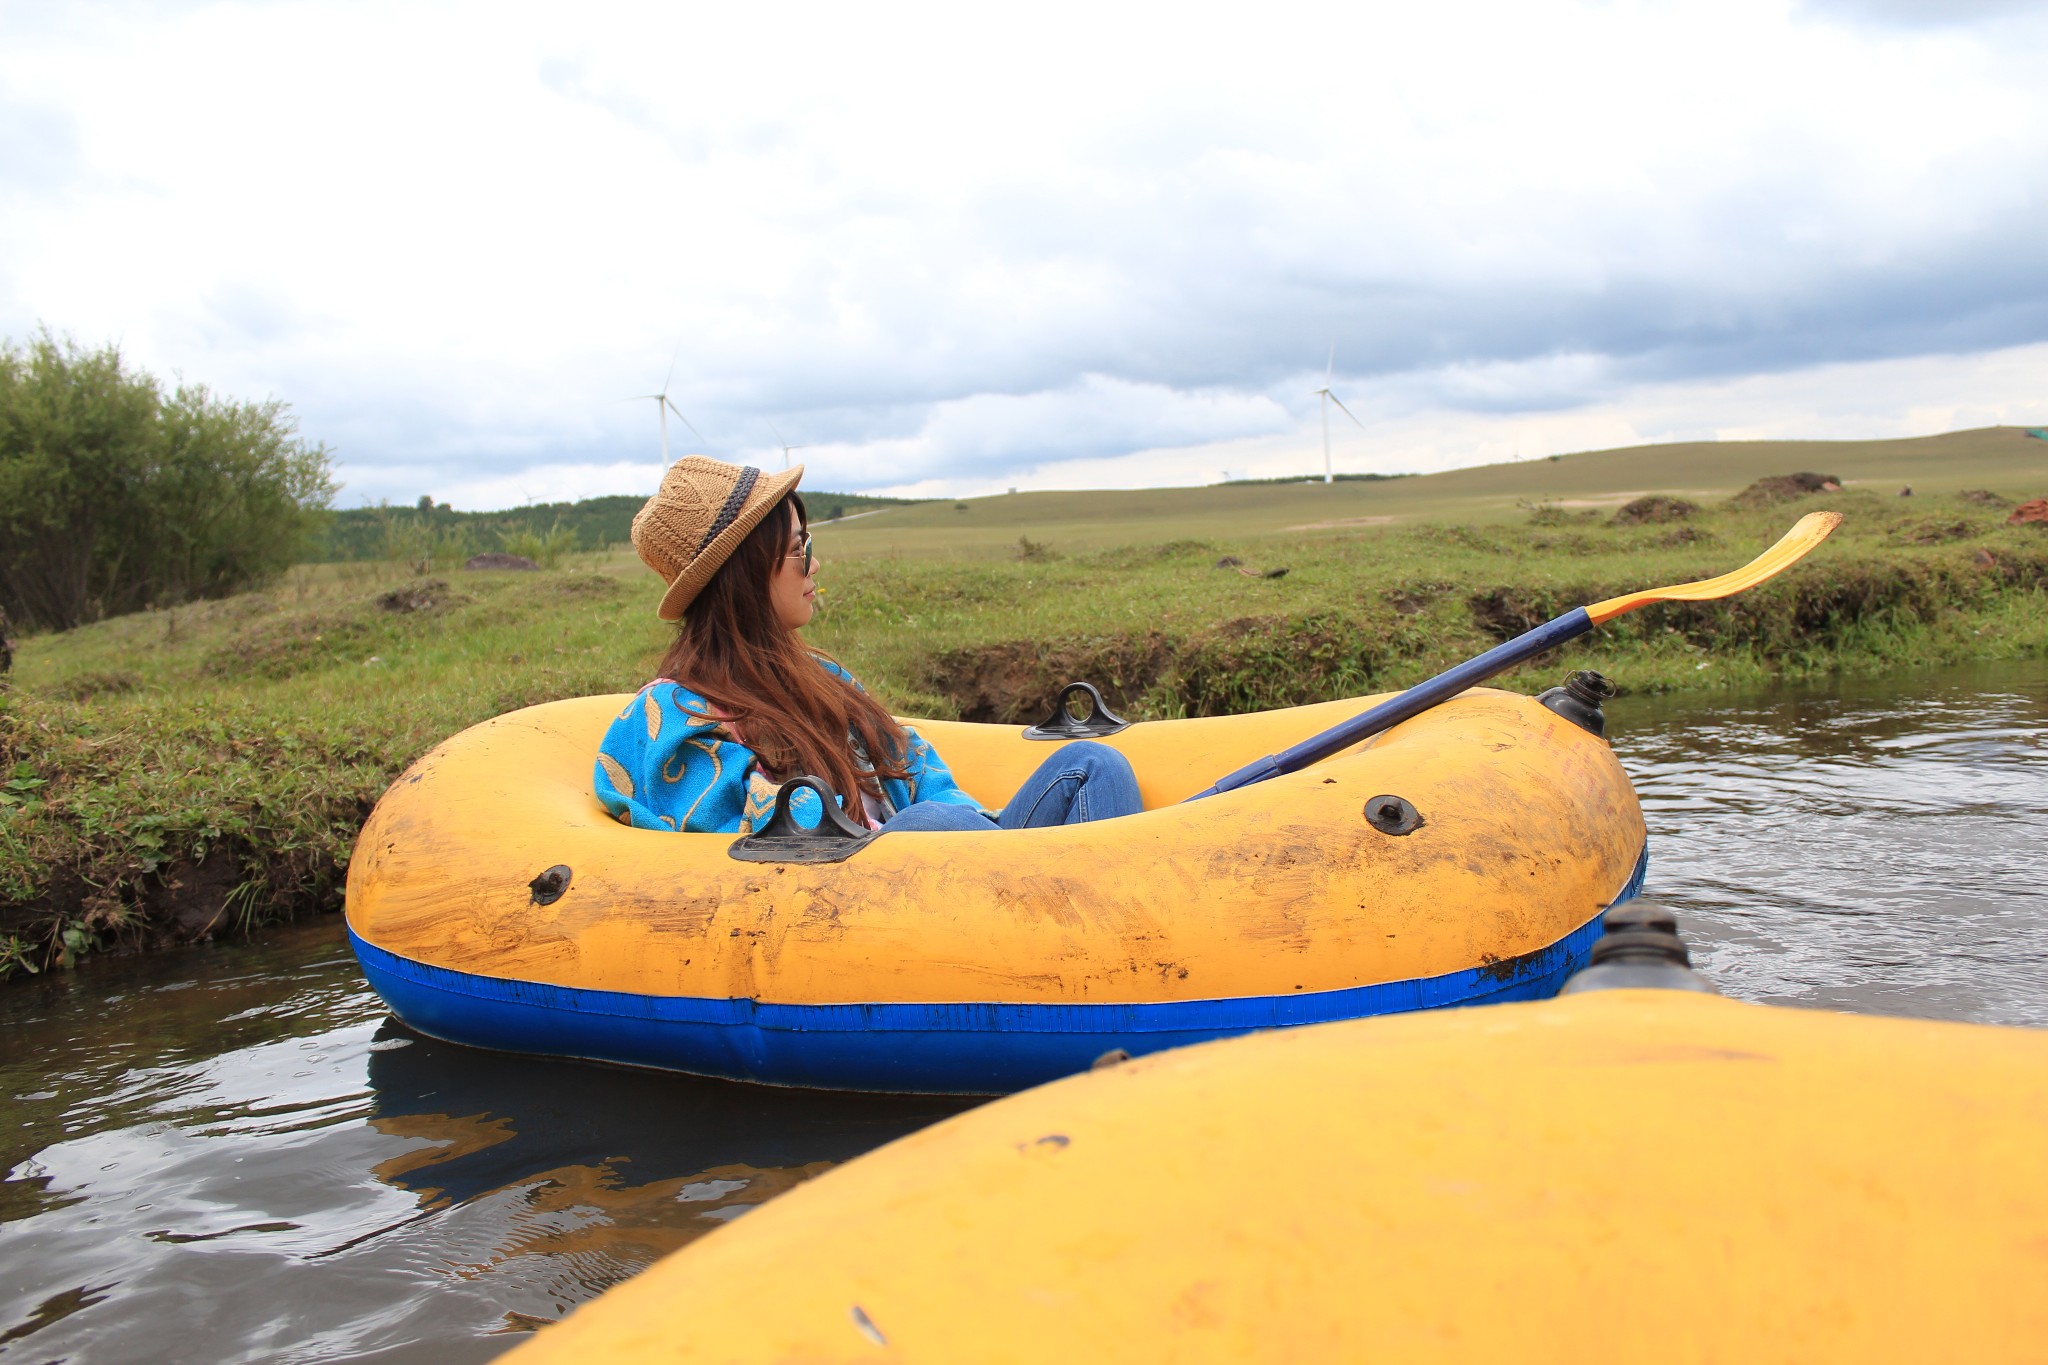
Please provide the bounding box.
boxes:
[657,492,911,808]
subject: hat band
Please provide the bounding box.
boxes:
[694,466,761,557]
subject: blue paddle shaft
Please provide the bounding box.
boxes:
[1186,607,1596,800]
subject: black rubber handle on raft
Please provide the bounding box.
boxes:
[1185,607,1597,800]
[728,775,880,865]
[1023,681,1132,740]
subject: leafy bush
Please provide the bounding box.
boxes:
[0,329,334,631]
[501,519,580,568]
[375,509,476,573]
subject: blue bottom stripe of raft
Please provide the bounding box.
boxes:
[353,843,1646,1094]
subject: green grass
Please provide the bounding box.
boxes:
[815,491,2048,718]
[2,429,2045,979]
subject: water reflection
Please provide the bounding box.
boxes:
[2,662,2044,1362]
[0,924,974,1363]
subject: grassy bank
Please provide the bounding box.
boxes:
[3,477,2045,978]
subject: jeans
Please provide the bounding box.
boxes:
[878,741,1143,833]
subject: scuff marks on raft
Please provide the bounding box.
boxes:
[1477,947,1550,986]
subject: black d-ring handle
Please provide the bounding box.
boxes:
[1023,681,1132,740]
[728,775,881,864]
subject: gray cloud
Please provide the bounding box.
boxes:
[4,0,2046,506]
[632,197,2048,437]
[316,213,2048,502]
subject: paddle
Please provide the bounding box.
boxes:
[1186,511,1844,800]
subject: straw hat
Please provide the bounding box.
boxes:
[631,456,805,620]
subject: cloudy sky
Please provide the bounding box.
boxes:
[3,0,2044,507]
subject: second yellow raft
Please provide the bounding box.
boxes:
[502,987,2048,1362]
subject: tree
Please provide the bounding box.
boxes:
[0,330,335,631]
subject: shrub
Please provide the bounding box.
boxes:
[375,509,475,574]
[500,518,579,568]
[0,329,334,631]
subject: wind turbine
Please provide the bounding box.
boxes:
[767,420,813,471]
[1313,347,1367,485]
[631,364,706,463]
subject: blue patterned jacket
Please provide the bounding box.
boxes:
[593,660,985,834]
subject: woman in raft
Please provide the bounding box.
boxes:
[595,456,1142,834]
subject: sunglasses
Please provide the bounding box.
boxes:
[786,529,814,573]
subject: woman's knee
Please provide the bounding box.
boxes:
[881,801,996,833]
[1061,740,1133,775]
[1059,741,1142,817]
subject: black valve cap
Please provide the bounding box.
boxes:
[1560,899,1718,996]
[1589,902,1691,967]
[1538,670,1616,739]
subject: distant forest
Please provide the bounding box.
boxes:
[311,490,920,562]
[1221,472,1412,486]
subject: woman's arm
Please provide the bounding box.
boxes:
[810,655,988,814]
[594,683,757,833]
[596,682,842,834]
[899,728,988,812]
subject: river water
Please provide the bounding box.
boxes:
[3,662,2044,1363]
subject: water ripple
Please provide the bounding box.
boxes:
[1613,661,2048,1027]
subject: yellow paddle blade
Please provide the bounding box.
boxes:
[1586,510,1844,625]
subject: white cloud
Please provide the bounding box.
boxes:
[2,0,2044,508]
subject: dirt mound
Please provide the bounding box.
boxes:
[48,670,138,701]
[1611,495,1699,526]
[2008,499,2048,527]
[1960,490,2009,507]
[378,579,456,613]
[552,573,623,598]
[1730,472,1842,509]
[1524,502,1599,527]
[1895,521,1973,546]
[202,611,373,681]
[465,552,538,571]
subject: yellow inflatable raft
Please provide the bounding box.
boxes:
[346,686,1646,1092]
[503,988,2048,1362]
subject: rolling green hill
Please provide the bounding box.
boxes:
[818,426,2047,560]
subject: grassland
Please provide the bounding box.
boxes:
[2,427,2044,977]
[822,424,2046,556]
